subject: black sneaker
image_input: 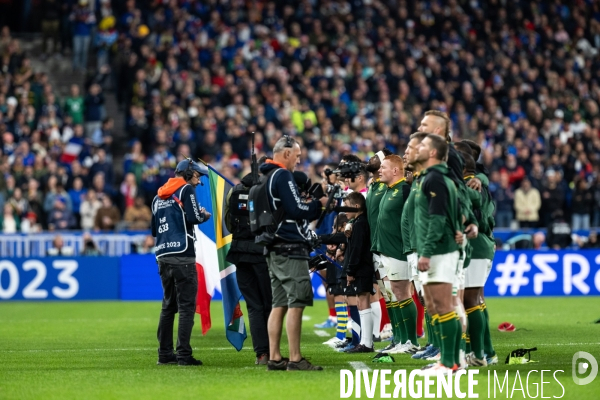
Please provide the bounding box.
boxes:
[178,356,203,366]
[157,353,177,365]
[347,344,375,353]
[287,358,323,371]
[267,357,289,371]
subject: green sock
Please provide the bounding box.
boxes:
[465,333,471,354]
[482,303,496,357]
[424,310,433,345]
[438,311,460,368]
[399,298,418,344]
[387,302,404,344]
[394,303,408,343]
[458,331,466,366]
[467,305,485,359]
[432,315,440,349]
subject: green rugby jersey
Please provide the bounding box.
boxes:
[401,174,421,255]
[373,178,409,260]
[415,163,462,258]
[366,179,387,249]
[466,175,495,260]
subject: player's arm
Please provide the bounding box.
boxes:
[421,177,449,258]
[182,186,209,224]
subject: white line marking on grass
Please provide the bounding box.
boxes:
[302,316,312,321]
[313,330,330,337]
[0,347,253,353]
[348,361,371,371]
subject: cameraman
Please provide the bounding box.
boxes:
[340,155,368,196]
[225,156,272,366]
[151,159,211,367]
[259,136,327,371]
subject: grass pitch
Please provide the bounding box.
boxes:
[1,298,599,399]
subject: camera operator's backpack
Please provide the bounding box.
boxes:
[248,169,284,237]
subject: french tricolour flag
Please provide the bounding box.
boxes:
[194,165,247,350]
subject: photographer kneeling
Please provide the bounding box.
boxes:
[254,136,328,371]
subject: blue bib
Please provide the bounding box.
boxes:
[152,185,194,258]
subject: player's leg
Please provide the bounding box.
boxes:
[465,259,489,366]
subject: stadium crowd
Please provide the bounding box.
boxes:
[0,0,600,243]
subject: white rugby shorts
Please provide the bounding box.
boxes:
[380,254,411,281]
[465,259,493,288]
[418,251,460,285]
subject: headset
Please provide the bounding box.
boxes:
[283,135,294,148]
[185,158,195,181]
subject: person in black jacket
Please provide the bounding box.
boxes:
[151,159,211,366]
[343,191,376,353]
[224,159,272,366]
[259,136,327,371]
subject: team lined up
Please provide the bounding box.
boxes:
[317,110,498,374]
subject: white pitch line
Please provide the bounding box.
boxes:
[313,330,330,337]
[302,315,312,321]
[348,361,371,371]
[0,347,252,353]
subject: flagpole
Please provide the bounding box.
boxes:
[197,159,236,186]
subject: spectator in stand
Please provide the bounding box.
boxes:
[47,235,75,256]
[501,154,526,189]
[64,84,84,126]
[96,16,117,70]
[89,148,113,186]
[547,211,573,250]
[0,203,19,233]
[80,232,102,256]
[70,0,95,73]
[44,177,72,215]
[25,179,43,224]
[41,0,62,60]
[514,178,541,229]
[492,173,514,228]
[84,83,105,138]
[135,234,156,255]
[579,231,600,249]
[68,176,87,228]
[91,171,115,200]
[94,195,120,231]
[21,212,42,234]
[8,187,28,219]
[119,172,137,211]
[123,195,151,231]
[594,175,600,228]
[571,179,594,230]
[47,197,76,231]
[80,189,101,231]
[541,171,566,228]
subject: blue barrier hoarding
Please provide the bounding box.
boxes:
[120,254,163,300]
[0,257,120,300]
[2,251,598,301]
[120,255,223,301]
[484,250,600,296]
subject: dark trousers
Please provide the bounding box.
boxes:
[236,261,272,357]
[157,262,198,359]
